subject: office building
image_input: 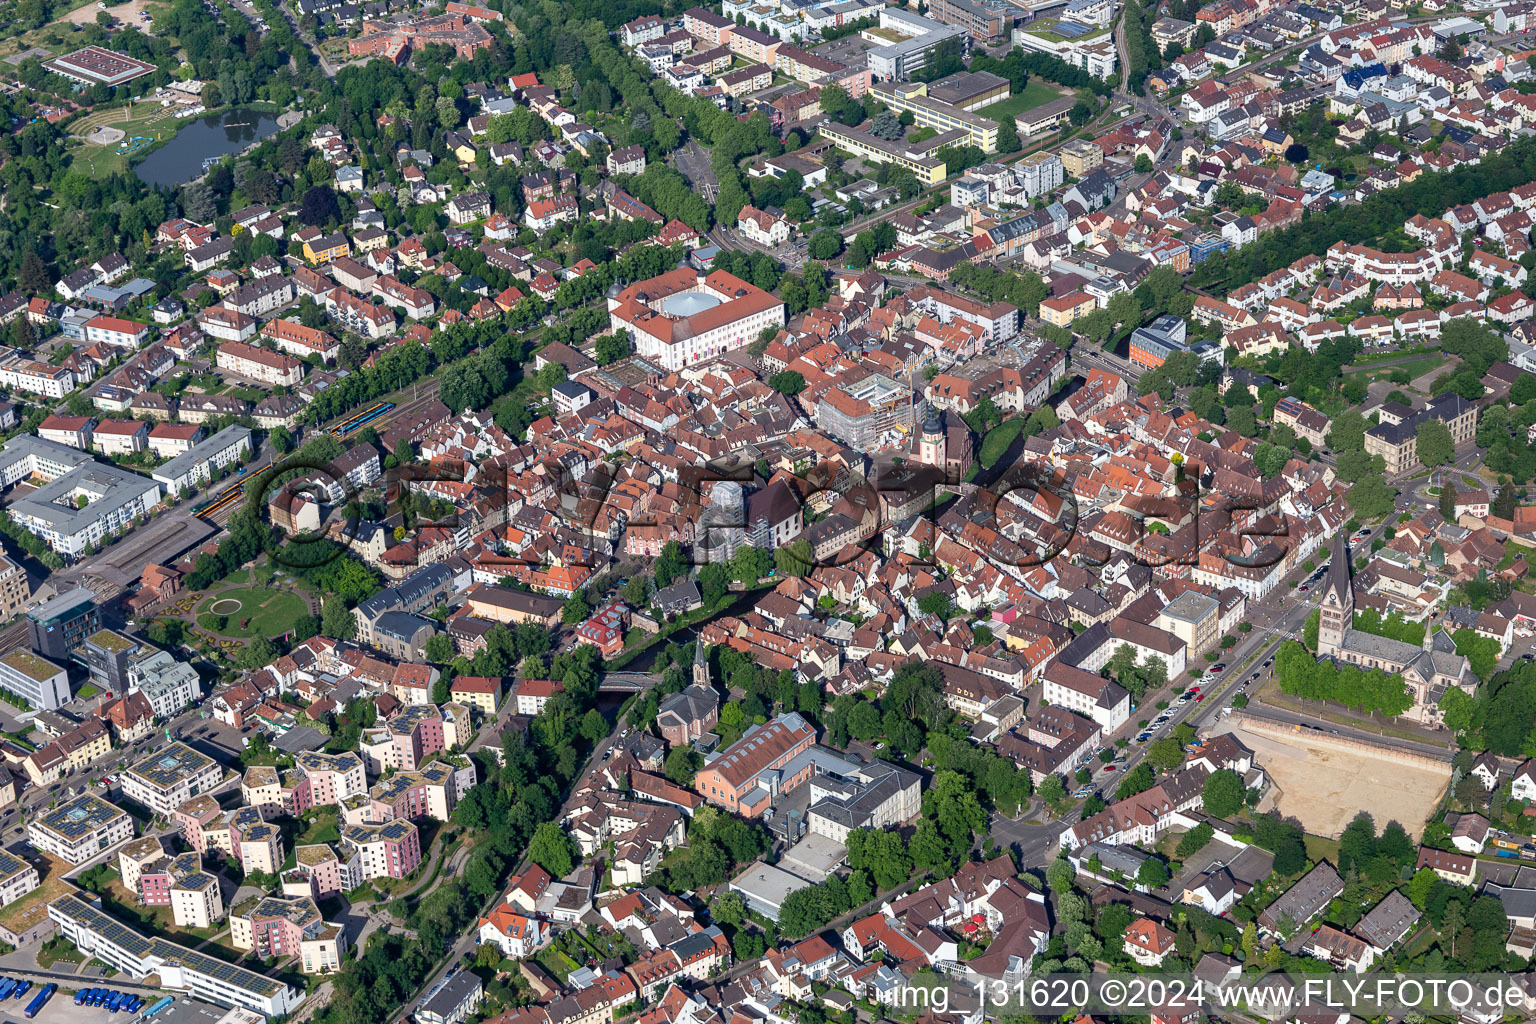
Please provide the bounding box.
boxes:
[78,629,142,695]
[607,268,785,372]
[867,9,970,81]
[819,122,950,186]
[0,648,69,711]
[927,0,1011,44]
[869,80,1001,151]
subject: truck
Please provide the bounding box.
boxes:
[24,983,55,1019]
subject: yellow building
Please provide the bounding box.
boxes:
[1039,291,1096,327]
[302,233,351,265]
[1060,138,1103,176]
[869,81,1001,153]
[819,123,947,186]
[449,675,502,715]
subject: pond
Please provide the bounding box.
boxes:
[134,109,282,189]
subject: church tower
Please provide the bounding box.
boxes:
[692,638,710,689]
[918,413,946,468]
[1317,529,1353,656]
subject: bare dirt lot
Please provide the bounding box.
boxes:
[53,0,158,29]
[1221,721,1451,840]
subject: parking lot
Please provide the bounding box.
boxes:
[10,988,156,1024]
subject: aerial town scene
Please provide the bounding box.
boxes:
[7,0,1536,1019]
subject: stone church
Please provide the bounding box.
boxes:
[1315,530,1474,727]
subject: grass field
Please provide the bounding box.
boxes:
[979,419,1027,468]
[69,101,188,176]
[195,587,307,638]
[1343,353,1447,388]
[978,81,1068,123]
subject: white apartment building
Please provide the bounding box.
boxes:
[1040,662,1130,731]
[28,794,134,864]
[121,742,224,817]
[216,341,304,387]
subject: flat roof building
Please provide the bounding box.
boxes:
[48,894,304,1017]
[152,425,253,498]
[123,742,223,817]
[28,794,133,863]
[9,460,161,558]
[45,46,156,86]
[0,648,69,711]
[26,586,99,663]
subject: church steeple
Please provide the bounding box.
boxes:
[692,639,710,689]
[1317,529,1353,656]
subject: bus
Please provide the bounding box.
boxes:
[24,983,55,1018]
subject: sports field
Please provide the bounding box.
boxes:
[977,81,1068,123]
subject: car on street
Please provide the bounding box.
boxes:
[1102,764,1117,771]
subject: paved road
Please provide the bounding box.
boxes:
[995,518,1405,868]
[396,672,668,1023]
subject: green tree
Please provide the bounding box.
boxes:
[768,370,806,396]
[528,821,577,878]
[422,633,454,663]
[664,746,702,785]
[1416,419,1455,467]
[561,590,590,625]
[1136,858,1169,889]
[1038,773,1066,805]
[1202,769,1245,818]
[1147,737,1186,773]
[1346,472,1397,519]
[776,538,813,577]
[1176,822,1215,858]
[808,231,843,260]
[579,709,608,744]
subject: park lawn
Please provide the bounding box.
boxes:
[1343,353,1445,388]
[978,419,1027,468]
[297,810,341,846]
[977,81,1066,123]
[69,143,128,177]
[195,586,307,638]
